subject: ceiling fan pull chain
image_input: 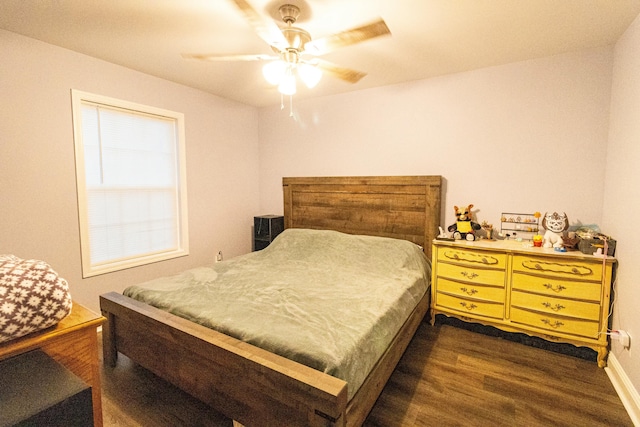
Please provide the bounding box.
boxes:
[280,93,284,111]
[289,95,294,117]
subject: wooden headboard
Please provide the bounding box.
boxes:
[283,176,442,257]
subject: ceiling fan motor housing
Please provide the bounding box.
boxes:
[282,27,311,50]
[277,4,311,55]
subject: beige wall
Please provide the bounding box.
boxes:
[0,29,261,312]
[258,47,613,231]
[603,12,640,400]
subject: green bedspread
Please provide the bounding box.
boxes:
[123,228,431,399]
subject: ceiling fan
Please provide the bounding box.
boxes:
[182,0,391,95]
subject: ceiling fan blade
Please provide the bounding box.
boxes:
[230,0,288,51]
[310,59,367,84]
[304,19,391,56]
[182,53,276,61]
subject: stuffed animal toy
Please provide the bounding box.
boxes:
[448,204,481,241]
[541,212,569,248]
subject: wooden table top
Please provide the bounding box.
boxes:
[0,302,105,360]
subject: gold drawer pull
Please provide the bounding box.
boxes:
[542,302,565,312]
[522,260,592,276]
[460,287,478,296]
[541,318,564,329]
[443,250,499,265]
[460,271,478,280]
[543,283,566,293]
[460,302,477,311]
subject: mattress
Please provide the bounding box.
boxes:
[123,228,430,399]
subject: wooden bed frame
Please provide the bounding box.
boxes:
[100,175,442,427]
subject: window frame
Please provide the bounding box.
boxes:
[71,89,189,278]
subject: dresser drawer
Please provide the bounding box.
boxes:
[512,272,601,302]
[437,277,505,303]
[438,247,507,269]
[435,292,504,319]
[510,307,599,339]
[512,255,602,281]
[510,291,601,321]
[437,262,506,287]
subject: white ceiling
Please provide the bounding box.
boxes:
[2,0,639,107]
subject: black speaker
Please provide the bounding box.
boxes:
[254,215,284,251]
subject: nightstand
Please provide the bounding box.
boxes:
[0,302,105,426]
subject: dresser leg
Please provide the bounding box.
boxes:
[597,346,608,368]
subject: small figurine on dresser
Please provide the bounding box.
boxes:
[481,221,494,240]
[541,211,569,248]
[448,204,481,241]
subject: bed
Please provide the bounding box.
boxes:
[100,175,442,427]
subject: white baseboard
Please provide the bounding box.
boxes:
[606,353,640,426]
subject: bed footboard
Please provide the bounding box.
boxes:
[99,292,348,427]
[100,287,430,427]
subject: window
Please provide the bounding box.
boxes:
[71,90,188,277]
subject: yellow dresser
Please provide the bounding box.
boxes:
[431,239,616,367]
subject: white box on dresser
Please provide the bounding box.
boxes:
[430,239,616,367]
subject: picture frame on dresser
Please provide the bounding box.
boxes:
[430,239,616,367]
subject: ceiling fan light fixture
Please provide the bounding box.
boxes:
[298,63,322,89]
[262,60,287,85]
[278,71,297,95]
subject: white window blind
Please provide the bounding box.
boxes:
[72,90,188,277]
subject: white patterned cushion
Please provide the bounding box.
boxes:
[0,255,72,343]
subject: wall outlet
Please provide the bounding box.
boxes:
[611,330,631,349]
[216,251,223,262]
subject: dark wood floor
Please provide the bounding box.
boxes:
[100,322,633,427]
